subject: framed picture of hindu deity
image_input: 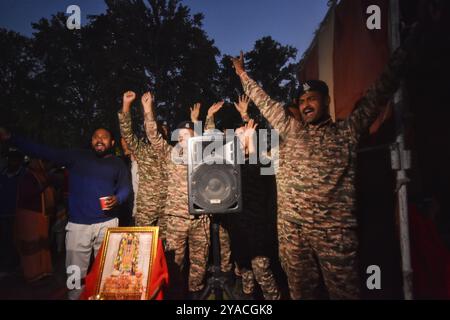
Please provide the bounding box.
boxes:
[94,227,159,300]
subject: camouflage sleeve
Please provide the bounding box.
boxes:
[144,112,172,159]
[345,47,407,140]
[117,111,143,157]
[240,72,298,138]
[204,115,215,130]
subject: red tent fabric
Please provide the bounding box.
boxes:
[334,0,390,133]
[298,43,319,82]
[80,239,169,300]
[298,0,391,134]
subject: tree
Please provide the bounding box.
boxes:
[0,29,37,137]
[1,0,222,147]
[245,36,298,102]
[1,3,299,148]
[84,0,221,136]
[216,36,299,130]
[30,13,92,146]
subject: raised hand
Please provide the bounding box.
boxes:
[190,103,201,122]
[244,119,258,155]
[244,119,258,137]
[207,101,225,118]
[141,92,154,115]
[122,91,136,113]
[234,95,250,117]
[230,51,246,76]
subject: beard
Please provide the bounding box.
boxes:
[92,145,113,158]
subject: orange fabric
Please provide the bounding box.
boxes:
[29,163,56,217]
[15,208,52,282]
[80,239,169,300]
[15,163,54,282]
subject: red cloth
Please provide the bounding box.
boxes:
[80,239,169,300]
[298,0,391,135]
[409,205,450,299]
[334,0,390,133]
[298,43,319,82]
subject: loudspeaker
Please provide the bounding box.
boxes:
[188,131,242,215]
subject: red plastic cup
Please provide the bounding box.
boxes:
[99,196,112,211]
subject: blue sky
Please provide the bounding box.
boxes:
[0,0,330,57]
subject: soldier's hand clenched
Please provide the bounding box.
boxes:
[122,91,136,113]
[141,92,155,117]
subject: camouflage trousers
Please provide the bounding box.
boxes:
[165,215,210,295]
[134,207,167,241]
[157,210,167,242]
[134,213,157,226]
[228,216,280,300]
[238,256,281,300]
[219,223,233,274]
[278,218,360,300]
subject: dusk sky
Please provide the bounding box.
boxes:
[0,0,330,58]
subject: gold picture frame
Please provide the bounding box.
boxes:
[94,227,159,300]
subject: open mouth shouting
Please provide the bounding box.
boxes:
[302,106,315,119]
[94,142,106,152]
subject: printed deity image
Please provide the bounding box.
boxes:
[101,233,143,300]
[96,229,157,300]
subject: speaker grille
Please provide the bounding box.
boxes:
[191,163,238,212]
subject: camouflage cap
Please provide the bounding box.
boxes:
[296,80,329,98]
[176,121,195,130]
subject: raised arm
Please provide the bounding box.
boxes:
[231,52,298,138]
[204,101,225,131]
[0,127,73,167]
[244,119,258,156]
[345,24,422,140]
[190,103,201,123]
[141,92,172,158]
[345,47,408,141]
[234,95,251,123]
[118,91,145,157]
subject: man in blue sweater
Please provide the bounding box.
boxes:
[0,127,132,299]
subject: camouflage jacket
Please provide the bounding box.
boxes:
[144,113,194,220]
[118,111,168,219]
[240,48,407,228]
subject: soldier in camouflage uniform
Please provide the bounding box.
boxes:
[205,100,281,300]
[118,91,168,240]
[143,94,219,299]
[231,44,410,299]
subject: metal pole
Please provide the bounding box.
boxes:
[389,0,414,300]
